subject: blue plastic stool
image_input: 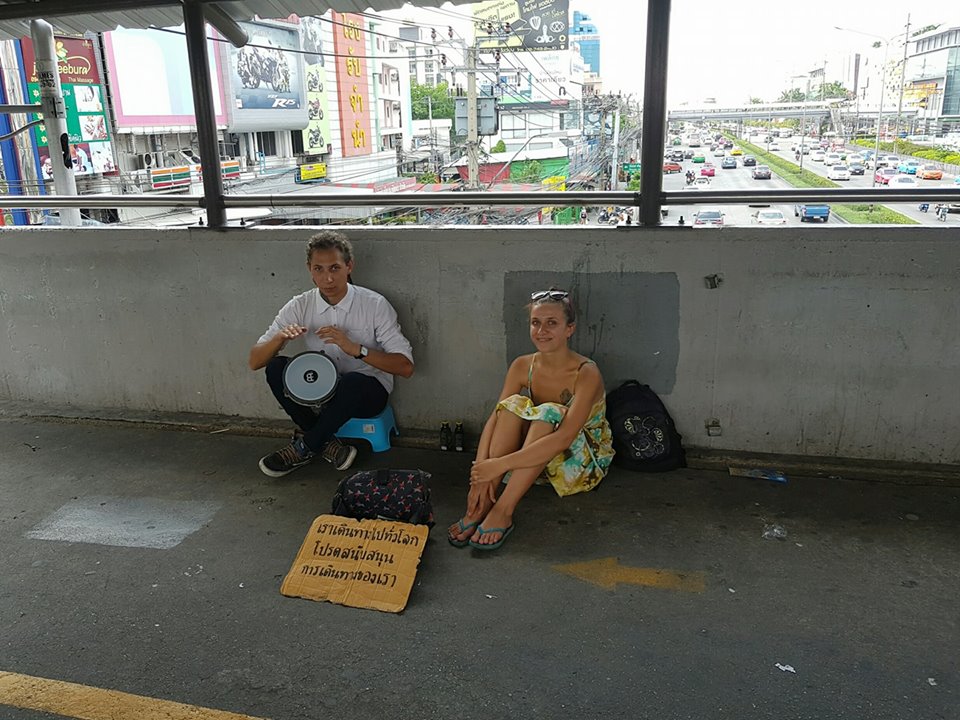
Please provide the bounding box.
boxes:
[335,405,398,452]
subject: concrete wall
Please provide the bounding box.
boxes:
[1,225,958,464]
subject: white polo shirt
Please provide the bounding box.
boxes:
[258,284,413,394]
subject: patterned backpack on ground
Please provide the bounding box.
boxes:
[606,380,686,472]
[331,469,435,527]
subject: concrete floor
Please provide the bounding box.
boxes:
[0,416,957,720]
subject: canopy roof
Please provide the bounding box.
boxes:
[0,0,446,40]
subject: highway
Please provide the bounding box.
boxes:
[653,134,958,228]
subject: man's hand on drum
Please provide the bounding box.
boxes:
[276,324,308,344]
[316,325,359,357]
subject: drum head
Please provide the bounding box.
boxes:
[283,351,338,406]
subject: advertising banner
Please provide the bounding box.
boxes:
[102,28,227,128]
[301,15,331,155]
[21,36,115,176]
[474,0,569,51]
[225,21,307,132]
[332,12,372,158]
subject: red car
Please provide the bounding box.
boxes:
[874,167,897,185]
[662,161,682,173]
[700,163,716,177]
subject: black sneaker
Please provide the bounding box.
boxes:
[321,437,357,471]
[259,437,316,477]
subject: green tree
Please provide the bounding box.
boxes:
[417,171,439,184]
[815,81,851,100]
[514,160,543,184]
[491,139,507,153]
[749,96,765,105]
[777,87,806,103]
[411,81,454,120]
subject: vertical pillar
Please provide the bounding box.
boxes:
[182,0,225,228]
[638,0,671,226]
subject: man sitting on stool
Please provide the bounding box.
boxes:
[249,230,414,477]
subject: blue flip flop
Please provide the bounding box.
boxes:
[448,518,480,548]
[468,524,514,551]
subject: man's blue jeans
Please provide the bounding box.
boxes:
[265,356,388,453]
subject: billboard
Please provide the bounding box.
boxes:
[332,12,372,158]
[300,16,331,154]
[21,36,116,176]
[474,0,569,51]
[102,28,227,128]
[224,21,307,131]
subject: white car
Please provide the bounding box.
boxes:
[768,141,780,151]
[828,164,850,181]
[886,174,920,189]
[751,209,787,225]
[811,150,826,162]
[693,207,725,227]
[847,153,865,165]
[824,153,842,166]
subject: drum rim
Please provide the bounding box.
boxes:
[283,350,339,405]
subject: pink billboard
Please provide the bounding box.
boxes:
[102,27,227,128]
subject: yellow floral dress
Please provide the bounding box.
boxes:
[496,358,615,497]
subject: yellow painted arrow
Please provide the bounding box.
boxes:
[553,557,706,593]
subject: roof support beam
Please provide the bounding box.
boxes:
[0,0,179,21]
[182,0,225,228]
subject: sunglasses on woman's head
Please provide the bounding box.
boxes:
[531,290,569,301]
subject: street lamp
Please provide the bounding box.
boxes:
[834,21,909,186]
[791,74,812,176]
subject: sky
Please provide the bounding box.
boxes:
[392,1,960,108]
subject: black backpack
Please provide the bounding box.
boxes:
[331,469,435,527]
[606,381,685,472]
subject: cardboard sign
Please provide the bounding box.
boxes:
[280,515,428,613]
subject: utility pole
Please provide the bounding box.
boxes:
[466,44,480,190]
[609,98,621,191]
[31,19,80,226]
[893,12,911,154]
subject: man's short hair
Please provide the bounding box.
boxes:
[306,230,353,264]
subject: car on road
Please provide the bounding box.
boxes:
[667,149,685,161]
[848,162,866,176]
[692,154,706,163]
[874,167,898,184]
[751,209,786,225]
[663,161,683,173]
[811,150,826,162]
[742,155,757,167]
[847,153,865,165]
[751,165,772,179]
[824,153,842,166]
[768,141,780,151]
[875,155,900,168]
[721,157,738,169]
[712,148,725,157]
[887,174,920,189]
[955,175,960,185]
[795,204,831,222]
[683,149,695,159]
[897,160,922,175]
[918,165,943,180]
[700,163,716,176]
[828,164,850,181]
[693,207,725,227]
[730,147,743,156]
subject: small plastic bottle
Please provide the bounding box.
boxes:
[439,421,452,451]
[453,421,464,452]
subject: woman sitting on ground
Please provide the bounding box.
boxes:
[447,289,615,550]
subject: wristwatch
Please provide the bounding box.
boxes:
[354,345,369,360]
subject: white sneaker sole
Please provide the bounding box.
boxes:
[258,455,312,478]
[333,445,358,472]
